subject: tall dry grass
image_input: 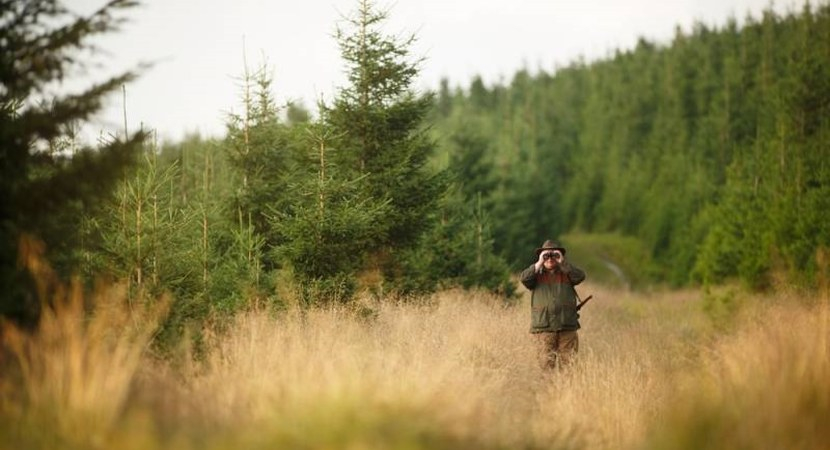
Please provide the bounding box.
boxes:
[182,284,709,449]
[181,290,541,448]
[1,274,828,449]
[645,291,830,449]
[0,236,169,449]
[0,283,168,449]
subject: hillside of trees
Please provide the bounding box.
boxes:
[431,2,829,289]
[3,0,828,343]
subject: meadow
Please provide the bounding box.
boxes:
[5,3,830,448]
[1,280,828,450]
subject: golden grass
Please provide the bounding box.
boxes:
[184,290,541,448]
[1,280,828,450]
[646,292,830,449]
[0,281,168,449]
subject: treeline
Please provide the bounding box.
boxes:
[4,0,829,339]
[432,2,830,289]
[1,0,513,339]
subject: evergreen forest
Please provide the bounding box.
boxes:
[432,2,829,289]
[2,0,829,342]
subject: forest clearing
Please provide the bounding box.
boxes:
[2,276,828,450]
[3,1,830,448]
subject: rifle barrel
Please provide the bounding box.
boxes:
[576,295,593,311]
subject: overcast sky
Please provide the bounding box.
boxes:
[69,0,811,143]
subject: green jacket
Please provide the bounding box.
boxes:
[521,262,586,333]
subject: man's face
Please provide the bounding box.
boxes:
[542,250,561,268]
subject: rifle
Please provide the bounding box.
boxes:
[576,294,593,311]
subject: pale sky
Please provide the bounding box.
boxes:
[68,0,812,143]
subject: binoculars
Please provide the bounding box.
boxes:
[543,252,562,261]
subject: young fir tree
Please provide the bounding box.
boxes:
[0,0,146,325]
[269,114,388,305]
[224,59,297,259]
[324,0,446,292]
[221,58,382,305]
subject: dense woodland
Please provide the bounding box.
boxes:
[432,2,830,289]
[2,0,829,342]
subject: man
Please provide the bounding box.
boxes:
[520,239,586,369]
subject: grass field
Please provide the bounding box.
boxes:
[1,280,828,449]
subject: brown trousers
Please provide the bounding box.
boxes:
[533,330,579,370]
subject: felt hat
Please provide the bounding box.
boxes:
[535,239,566,256]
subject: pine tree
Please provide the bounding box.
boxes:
[0,0,146,324]
[324,0,446,290]
[224,59,296,255]
[269,115,388,304]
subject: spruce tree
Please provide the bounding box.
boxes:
[269,115,388,304]
[224,60,296,255]
[324,0,446,290]
[0,0,145,324]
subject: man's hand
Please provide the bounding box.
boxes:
[534,251,549,272]
[553,250,572,273]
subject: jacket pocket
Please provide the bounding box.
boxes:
[531,306,550,329]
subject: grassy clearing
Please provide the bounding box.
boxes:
[1,282,828,449]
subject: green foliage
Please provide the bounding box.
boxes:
[221,55,394,305]
[268,121,389,304]
[81,135,269,347]
[221,23,446,305]
[559,232,660,290]
[395,115,515,297]
[84,149,194,292]
[219,0,512,304]
[431,4,830,290]
[324,0,447,276]
[0,0,145,325]
[224,61,300,262]
[396,187,515,298]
